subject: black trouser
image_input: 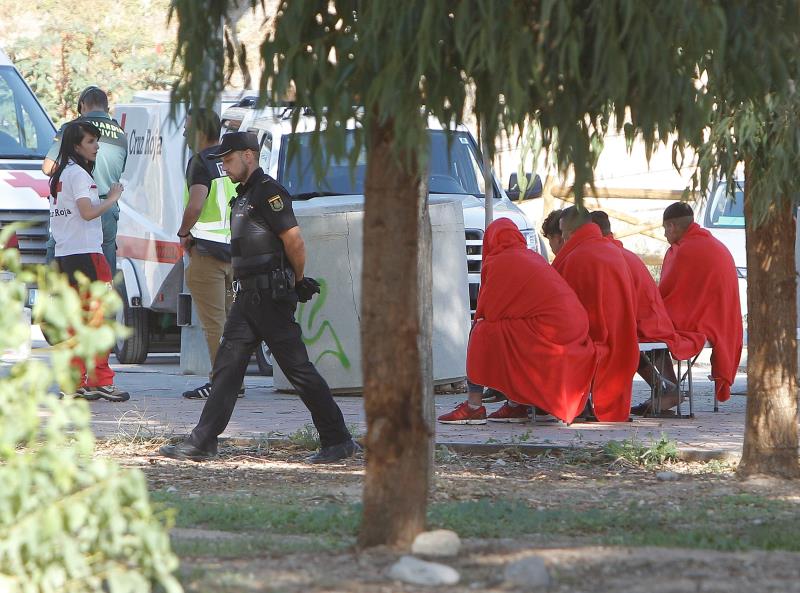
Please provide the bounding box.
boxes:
[189,288,351,451]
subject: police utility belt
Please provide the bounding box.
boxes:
[232,250,294,302]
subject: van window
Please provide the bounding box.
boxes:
[279,129,495,199]
[706,181,744,229]
[257,130,272,172]
[0,66,54,158]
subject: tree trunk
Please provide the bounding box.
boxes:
[359,118,434,548]
[738,160,800,478]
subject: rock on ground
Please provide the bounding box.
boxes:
[656,471,680,482]
[504,555,551,590]
[388,555,460,586]
[411,529,462,557]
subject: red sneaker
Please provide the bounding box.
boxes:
[438,401,487,425]
[488,402,530,423]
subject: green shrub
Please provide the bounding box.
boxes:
[603,433,678,467]
[0,236,181,593]
[288,424,321,450]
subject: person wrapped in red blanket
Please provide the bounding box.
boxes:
[437,218,596,425]
[552,207,639,422]
[658,202,743,403]
[590,211,705,415]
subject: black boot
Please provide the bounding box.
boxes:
[159,439,218,462]
[305,439,361,464]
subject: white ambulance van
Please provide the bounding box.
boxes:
[0,47,56,359]
[0,48,54,268]
[111,91,258,364]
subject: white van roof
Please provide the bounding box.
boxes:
[0,48,12,67]
[130,89,261,104]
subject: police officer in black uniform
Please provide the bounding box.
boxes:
[160,132,358,464]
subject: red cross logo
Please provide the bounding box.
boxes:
[5,172,50,199]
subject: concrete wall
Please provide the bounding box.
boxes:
[274,198,471,393]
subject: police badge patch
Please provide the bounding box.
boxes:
[268,194,284,211]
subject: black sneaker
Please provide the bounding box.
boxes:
[305,439,362,464]
[80,385,130,402]
[183,383,246,399]
[159,440,218,462]
[183,382,212,399]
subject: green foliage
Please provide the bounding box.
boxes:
[0,241,181,593]
[603,433,678,468]
[172,1,800,202]
[3,0,177,122]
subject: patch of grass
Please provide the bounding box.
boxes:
[429,494,800,551]
[99,408,175,450]
[286,423,362,450]
[604,433,678,467]
[435,445,459,464]
[346,423,364,441]
[559,445,604,465]
[700,459,735,474]
[154,491,800,555]
[171,533,350,558]
[287,424,321,450]
[510,430,533,444]
[152,491,360,534]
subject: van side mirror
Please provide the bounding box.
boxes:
[507,173,543,200]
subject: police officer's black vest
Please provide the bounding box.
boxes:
[230,191,284,278]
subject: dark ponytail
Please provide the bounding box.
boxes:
[49,121,101,199]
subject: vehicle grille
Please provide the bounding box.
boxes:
[465,229,483,272]
[465,229,483,314]
[0,210,49,265]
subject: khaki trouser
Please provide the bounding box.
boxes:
[185,247,233,377]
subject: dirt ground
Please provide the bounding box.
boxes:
[97,439,800,593]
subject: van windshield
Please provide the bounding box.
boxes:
[706,181,744,229]
[278,129,490,199]
[0,66,55,158]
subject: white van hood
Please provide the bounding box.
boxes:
[291,193,530,232]
[456,195,531,231]
[0,164,51,209]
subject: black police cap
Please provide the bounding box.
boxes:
[208,132,259,159]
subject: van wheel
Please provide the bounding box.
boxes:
[256,341,274,376]
[114,282,149,364]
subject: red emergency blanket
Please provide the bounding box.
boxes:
[466,219,596,424]
[552,224,638,421]
[659,223,743,401]
[610,237,705,360]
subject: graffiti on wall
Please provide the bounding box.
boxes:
[297,278,352,369]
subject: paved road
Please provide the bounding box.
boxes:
[5,327,749,456]
[63,351,748,457]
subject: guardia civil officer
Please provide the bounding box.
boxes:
[43,86,127,276]
[159,132,358,464]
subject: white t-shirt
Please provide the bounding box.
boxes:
[49,161,103,257]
